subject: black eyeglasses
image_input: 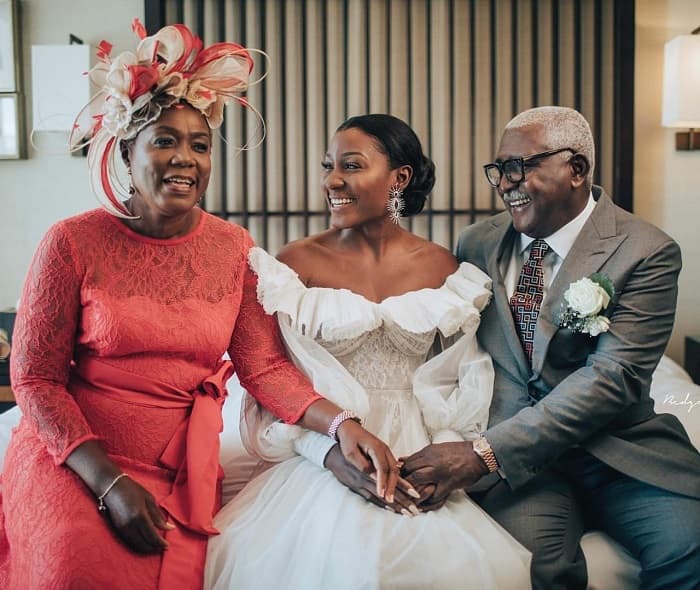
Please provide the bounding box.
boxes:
[483,148,575,187]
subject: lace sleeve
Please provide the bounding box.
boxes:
[10,223,99,463]
[228,235,322,424]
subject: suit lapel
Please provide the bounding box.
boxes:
[531,190,627,375]
[485,217,531,379]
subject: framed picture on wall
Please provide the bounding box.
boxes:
[0,0,25,159]
[0,94,21,159]
[0,0,18,92]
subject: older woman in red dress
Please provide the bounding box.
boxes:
[0,20,400,590]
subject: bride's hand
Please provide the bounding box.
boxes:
[324,445,421,514]
[335,420,402,502]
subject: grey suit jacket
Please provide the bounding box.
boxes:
[456,186,700,498]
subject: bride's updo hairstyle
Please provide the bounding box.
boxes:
[336,114,436,217]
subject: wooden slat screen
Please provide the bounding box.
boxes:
[146,0,634,254]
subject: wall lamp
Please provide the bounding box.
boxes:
[662,27,700,151]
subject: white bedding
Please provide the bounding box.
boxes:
[0,355,697,589]
[647,355,700,446]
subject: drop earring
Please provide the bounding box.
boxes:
[387,183,405,224]
[127,168,135,195]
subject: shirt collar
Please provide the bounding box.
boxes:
[518,191,596,258]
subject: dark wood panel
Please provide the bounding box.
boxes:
[143,0,637,247]
[612,0,635,212]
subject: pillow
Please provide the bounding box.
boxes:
[649,356,699,448]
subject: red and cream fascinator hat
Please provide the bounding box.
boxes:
[70,18,265,218]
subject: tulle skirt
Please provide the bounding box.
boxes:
[205,456,531,590]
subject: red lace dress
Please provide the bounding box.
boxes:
[0,209,321,590]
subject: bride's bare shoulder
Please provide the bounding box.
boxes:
[277,230,340,282]
[408,236,459,280]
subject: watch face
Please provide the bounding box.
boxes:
[473,438,487,453]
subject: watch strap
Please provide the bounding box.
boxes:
[474,436,499,473]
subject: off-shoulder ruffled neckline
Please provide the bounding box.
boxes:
[248,246,492,340]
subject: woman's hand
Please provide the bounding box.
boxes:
[66,440,174,554]
[401,482,447,512]
[102,475,175,554]
[324,445,421,515]
[335,419,403,502]
[296,399,405,501]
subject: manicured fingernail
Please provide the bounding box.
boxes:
[407,487,421,499]
[401,508,411,517]
[409,504,420,516]
[386,493,394,503]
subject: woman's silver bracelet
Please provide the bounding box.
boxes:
[97,473,128,512]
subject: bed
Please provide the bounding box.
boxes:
[1,355,697,589]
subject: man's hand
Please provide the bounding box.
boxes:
[324,445,421,515]
[400,442,489,512]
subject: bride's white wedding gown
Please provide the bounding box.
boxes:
[205,248,531,590]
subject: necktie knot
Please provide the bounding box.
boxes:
[529,239,549,262]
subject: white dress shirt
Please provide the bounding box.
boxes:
[504,192,597,299]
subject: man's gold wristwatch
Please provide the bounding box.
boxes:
[473,436,499,473]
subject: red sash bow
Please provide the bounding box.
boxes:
[75,357,233,535]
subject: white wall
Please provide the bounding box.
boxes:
[0,0,142,309]
[635,0,700,363]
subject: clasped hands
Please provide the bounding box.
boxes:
[325,434,490,515]
[95,424,489,554]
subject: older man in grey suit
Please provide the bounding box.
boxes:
[401,106,700,589]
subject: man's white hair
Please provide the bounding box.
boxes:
[505,106,595,184]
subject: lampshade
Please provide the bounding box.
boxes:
[662,34,700,128]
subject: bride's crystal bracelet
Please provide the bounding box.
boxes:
[327,410,361,441]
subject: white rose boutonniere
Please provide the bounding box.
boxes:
[559,273,615,336]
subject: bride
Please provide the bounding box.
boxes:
[205,114,531,589]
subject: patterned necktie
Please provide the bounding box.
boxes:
[510,239,549,363]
